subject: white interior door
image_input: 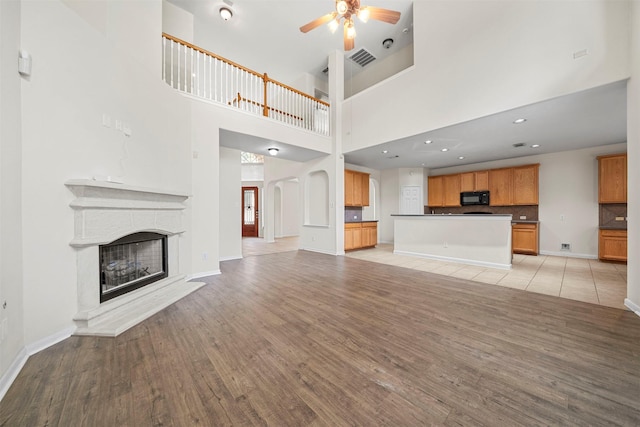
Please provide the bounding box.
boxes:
[400,186,423,214]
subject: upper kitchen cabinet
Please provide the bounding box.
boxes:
[460,171,489,192]
[598,154,627,203]
[489,168,513,206]
[345,169,370,207]
[428,174,460,207]
[512,164,539,205]
[489,164,539,206]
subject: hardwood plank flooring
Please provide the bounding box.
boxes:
[2,250,640,426]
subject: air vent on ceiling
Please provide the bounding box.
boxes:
[512,142,526,148]
[348,48,376,67]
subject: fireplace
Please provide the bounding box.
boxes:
[100,232,168,302]
[66,179,205,336]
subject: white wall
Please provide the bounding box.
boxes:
[431,143,627,258]
[282,180,301,237]
[345,43,414,98]
[380,169,400,243]
[19,0,192,345]
[0,0,25,383]
[626,1,639,314]
[343,0,630,153]
[162,0,193,42]
[219,147,242,261]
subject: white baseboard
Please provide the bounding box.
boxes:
[1,325,75,402]
[187,270,221,280]
[624,298,640,317]
[0,347,27,402]
[539,250,597,259]
[219,255,242,262]
[300,247,340,256]
[394,249,512,270]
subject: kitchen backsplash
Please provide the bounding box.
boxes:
[345,207,362,223]
[425,205,539,221]
[600,204,627,229]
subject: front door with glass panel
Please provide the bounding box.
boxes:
[242,187,259,237]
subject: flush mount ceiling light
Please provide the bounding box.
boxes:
[513,118,527,124]
[219,7,233,21]
[267,147,279,156]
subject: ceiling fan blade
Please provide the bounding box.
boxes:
[300,12,337,33]
[344,25,355,51]
[364,6,401,24]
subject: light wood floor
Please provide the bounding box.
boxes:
[2,250,639,425]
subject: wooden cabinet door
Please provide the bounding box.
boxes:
[428,176,444,207]
[599,229,627,262]
[352,172,363,206]
[361,222,377,247]
[460,171,489,192]
[512,164,539,205]
[489,168,513,206]
[443,174,461,206]
[345,170,355,206]
[345,223,361,250]
[460,173,475,192]
[361,173,370,206]
[512,223,538,255]
[598,154,627,203]
[475,171,489,191]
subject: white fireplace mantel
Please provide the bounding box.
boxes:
[65,179,203,337]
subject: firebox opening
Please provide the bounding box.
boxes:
[99,232,168,303]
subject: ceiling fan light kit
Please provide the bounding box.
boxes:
[300,0,401,51]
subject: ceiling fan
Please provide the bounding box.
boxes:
[300,0,401,51]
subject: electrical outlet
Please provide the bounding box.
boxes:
[561,243,571,250]
[202,252,208,261]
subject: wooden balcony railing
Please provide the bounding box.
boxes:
[162,33,330,136]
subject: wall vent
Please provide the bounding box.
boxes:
[348,48,376,67]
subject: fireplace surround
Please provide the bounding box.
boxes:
[65,179,204,336]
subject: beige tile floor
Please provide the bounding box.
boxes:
[346,244,629,310]
[242,238,629,311]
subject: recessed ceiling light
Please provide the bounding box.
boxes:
[424,140,432,144]
[513,118,527,124]
[458,156,465,160]
[531,144,541,148]
[441,148,448,152]
[382,150,389,154]
[219,7,233,21]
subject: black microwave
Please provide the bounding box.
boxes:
[460,191,490,206]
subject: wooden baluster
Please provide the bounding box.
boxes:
[263,73,269,117]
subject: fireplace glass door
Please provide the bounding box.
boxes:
[99,232,168,302]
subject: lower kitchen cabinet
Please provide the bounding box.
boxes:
[345,222,377,251]
[599,229,627,262]
[512,223,538,255]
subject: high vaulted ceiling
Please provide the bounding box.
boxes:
[166,1,628,170]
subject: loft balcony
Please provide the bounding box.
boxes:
[162,33,331,136]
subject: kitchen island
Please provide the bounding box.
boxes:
[392,214,513,269]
